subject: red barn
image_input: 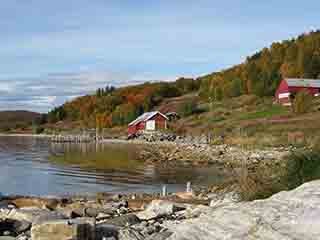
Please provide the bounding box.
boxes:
[275,78,320,105]
[128,111,168,136]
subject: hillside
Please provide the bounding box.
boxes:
[198,30,320,101]
[0,111,42,132]
[45,30,320,145]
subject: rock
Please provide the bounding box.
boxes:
[0,237,16,240]
[33,211,67,224]
[0,201,11,209]
[31,217,95,240]
[167,180,320,240]
[0,208,50,222]
[145,231,173,240]
[0,219,32,234]
[111,194,122,201]
[95,224,119,240]
[118,228,144,240]
[175,192,194,200]
[96,212,111,221]
[136,200,183,220]
[112,200,128,209]
[102,214,140,227]
[182,205,211,219]
[209,191,241,208]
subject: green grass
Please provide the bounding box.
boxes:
[238,105,289,120]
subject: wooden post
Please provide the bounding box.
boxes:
[186,182,192,193]
[162,185,167,197]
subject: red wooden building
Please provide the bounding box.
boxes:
[128,111,168,136]
[275,78,320,105]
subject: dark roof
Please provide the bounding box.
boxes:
[128,111,168,126]
[286,78,320,88]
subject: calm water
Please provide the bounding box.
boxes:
[0,136,229,196]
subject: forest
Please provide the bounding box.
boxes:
[47,78,199,129]
[47,30,320,129]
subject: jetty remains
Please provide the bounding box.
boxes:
[50,134,95,143]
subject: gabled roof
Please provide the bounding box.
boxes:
[286,78,320,88]
[128,111,168,126]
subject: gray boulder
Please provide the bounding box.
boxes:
[167,180,320,240]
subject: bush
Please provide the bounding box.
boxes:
[233,149,320,201]
[178,100,198,117]
[292,91,312,114]
[285,150,320,188]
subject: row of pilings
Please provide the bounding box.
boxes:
[50,134,95,143]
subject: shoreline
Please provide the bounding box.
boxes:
[0,133,52,138]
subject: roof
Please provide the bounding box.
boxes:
[128,111,168,126]
[285,78,320,88]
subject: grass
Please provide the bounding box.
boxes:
[238,104,289,120]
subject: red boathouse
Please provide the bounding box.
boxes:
[128,111,168,136]
[275,78,320,105]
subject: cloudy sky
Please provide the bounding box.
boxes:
[0,0,319,112]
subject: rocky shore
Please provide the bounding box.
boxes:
[134,140,291,168]
[1,179,319,240]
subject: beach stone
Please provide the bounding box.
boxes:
[0,201,10,209]
[167,180,320,240]
[118,228,144,240]
[0,237,16,240]
[209,191,241,208]
[1,219,32,234]
[31,217,95,240]
[0,208,50,222]
[95,223,119,240]
[102,214,140,227]
[136,200,181,220]
[145,231,173,240]
[33,211,67,224]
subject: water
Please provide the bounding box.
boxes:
[0,136,229,196]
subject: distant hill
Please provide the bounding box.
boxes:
[0,110,42,131]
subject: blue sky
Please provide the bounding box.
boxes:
[0,0,319,112]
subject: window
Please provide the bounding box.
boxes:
[146,120,156,130]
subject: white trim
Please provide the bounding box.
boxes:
[128,111,168,126]
[278,92,290,99]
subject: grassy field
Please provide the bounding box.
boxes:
[163,94,320,148]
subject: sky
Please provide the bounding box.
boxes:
[0,0,319,113]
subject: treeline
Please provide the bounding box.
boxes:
[47,78,200,128]
[199,30,320,101]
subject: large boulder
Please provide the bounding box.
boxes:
[167,180,320,240]
[31,217,95,240]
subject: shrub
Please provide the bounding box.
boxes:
[233,149,320,201]
[178,100,198,117]
[292,91,312,114]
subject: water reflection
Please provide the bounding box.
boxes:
[0,136,230,196]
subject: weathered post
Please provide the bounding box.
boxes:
[186,182,192,193]
[162,185,167,197]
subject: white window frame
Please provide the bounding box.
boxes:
[146,120,156,131]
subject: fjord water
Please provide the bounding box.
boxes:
[0,136,228,196]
